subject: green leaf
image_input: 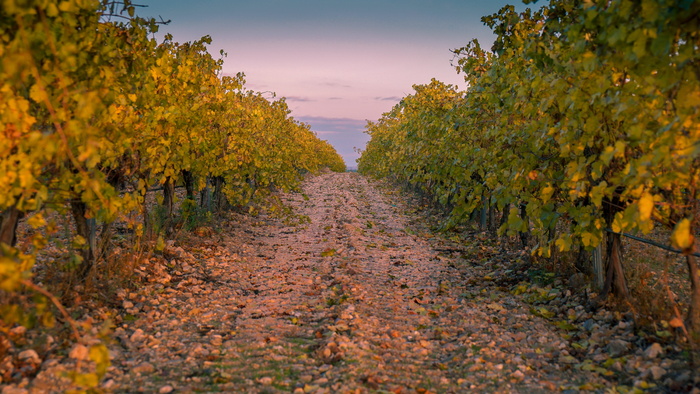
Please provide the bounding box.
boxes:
[633,33,647,59]
[530,306,555,319]
[555,320,578,331]
[650,32,672,56]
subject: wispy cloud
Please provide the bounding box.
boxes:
[319,81,353,89]
[285,96,314,102]
[374,96,402,102]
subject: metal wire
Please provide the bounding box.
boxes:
[604,228,700,258]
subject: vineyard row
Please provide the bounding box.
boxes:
[0,0,345,336]
[357,0,700,340]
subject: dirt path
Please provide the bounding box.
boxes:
[101,172,611,393]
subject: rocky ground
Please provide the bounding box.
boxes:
[2,171,698,393]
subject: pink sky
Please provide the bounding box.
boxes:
[142,0,533,168]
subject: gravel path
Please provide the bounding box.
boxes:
[58,171,612,393]
[5,172,697,394]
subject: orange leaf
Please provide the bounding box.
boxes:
[669,317,684,328]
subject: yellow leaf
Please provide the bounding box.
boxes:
[155,235,165,251]
[555,237,571,252]
[32,234,48,250]
[18,168,34,189]
[581,232,599,248]
[638,193,654,221]
[671,219,694,251]
[89,344,110,376]
[321,248,336,257]
[72,235,87,248]
[541,185,555,203]
[0,257,22,291]
[58,1,78,13]
[487,302,505,311]
[611,214,623,233]
[72,372,98,388]
[29,84,48,104]
[46,3,59,17]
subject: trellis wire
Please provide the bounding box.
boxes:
[604,228,700,259]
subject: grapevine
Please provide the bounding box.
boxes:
[1,1,345,386]
[358,0,700,340]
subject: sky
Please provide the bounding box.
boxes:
[140,0,535,169]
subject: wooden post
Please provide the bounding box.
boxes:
[685,254,700,341]
[200,177,212,212]
[0,207,23,247]
[182,170,195,201]
[592,243,604,290]
[70,200,96,279]
[161,176,176,235]
[519,203,529,248]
